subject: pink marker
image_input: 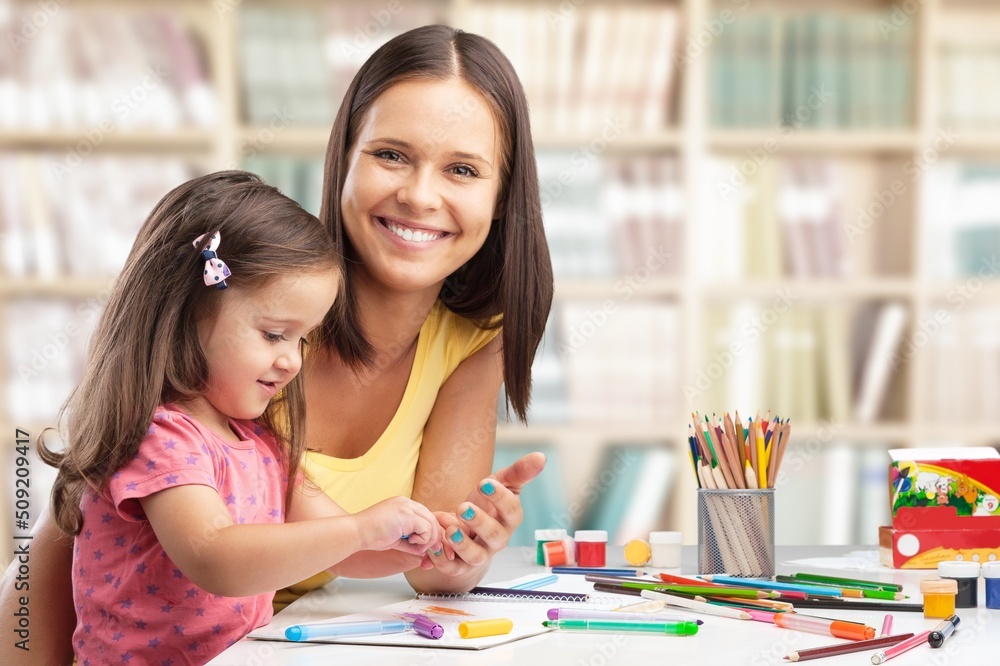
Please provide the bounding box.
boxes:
[871,630,930,664]
[880,614,893,637]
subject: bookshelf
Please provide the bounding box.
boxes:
[3,0,999,569]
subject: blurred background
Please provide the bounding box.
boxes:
[3,0,1000,569]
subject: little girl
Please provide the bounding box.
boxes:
[40,171,443,666]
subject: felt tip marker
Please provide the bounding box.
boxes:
[928,614,960,648]
[285,619,408,642]
[543,619,699,635]
[871,630,931,664]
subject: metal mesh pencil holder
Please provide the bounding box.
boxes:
[697,489,775,578]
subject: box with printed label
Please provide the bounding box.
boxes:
[879,448,1000,569]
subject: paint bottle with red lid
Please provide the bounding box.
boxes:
[574,530,608,567]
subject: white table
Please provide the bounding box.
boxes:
[209,546,999,665]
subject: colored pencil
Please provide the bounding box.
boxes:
[621,581,777,599]
[788,573,904,592]
[700,575,842,597]
[774,576,908,600]
[640,589,752,620]
[551,567,637,576]
[785,598,923,612]
[784,632,915,662]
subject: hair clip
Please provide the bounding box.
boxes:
[193,232,231,289]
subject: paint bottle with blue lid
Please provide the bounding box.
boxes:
[982,561,1000,609]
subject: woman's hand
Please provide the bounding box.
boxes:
[427,452,545,573]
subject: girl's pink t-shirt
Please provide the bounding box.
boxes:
[72,405,288,666]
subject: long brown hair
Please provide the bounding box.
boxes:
[40,171,341,535]
[319,24,553,422]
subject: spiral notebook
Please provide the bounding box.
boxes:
[248,574,623,650]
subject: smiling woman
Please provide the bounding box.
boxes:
[340,77,501,295]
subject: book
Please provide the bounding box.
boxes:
[853,302,908,423]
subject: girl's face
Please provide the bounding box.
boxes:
[187,271,339,437]
[340,77,503,295]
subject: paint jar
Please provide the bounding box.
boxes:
[982,562,1000,610]
[542,537,576,567]
[624,539,651,566]
[938,560,980,608]
[574,530,608,567]
[649,531,682,568]
[920,577,958,619]
[534,529,567,566]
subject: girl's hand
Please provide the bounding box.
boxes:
[427,452,545,572]
[354,496,443,558]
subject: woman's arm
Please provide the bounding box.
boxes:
[404,336,545,593]
[0,508,76,666]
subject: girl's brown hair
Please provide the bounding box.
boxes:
[40,171,341,535]
[319,24,553,422]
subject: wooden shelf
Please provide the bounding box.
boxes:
[238,126,331,155]
[0,129,216,152]
[699,279,914,300]
[555,278,682,299]
[0,278,115,298]
[708,130,922,154]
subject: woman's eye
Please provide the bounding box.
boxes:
[451,164,479,178]
[262,331,285,343]
[373,149,403,163]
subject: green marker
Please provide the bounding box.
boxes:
[543,619,699,635]
[619,581,769,599]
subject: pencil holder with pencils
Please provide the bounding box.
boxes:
[688,411,788,577]
[697,488,775,577]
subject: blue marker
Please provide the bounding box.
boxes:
[510,574,559,590]
[285,619,408,642]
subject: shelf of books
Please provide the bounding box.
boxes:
[3,0,1000,568]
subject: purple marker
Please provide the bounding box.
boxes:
[400,613,444,639]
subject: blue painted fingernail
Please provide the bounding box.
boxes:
[461,506,475,521]
[450,530,464,544]
[401,534,410,539]
[481,482,496,496]
[431,547,443,556]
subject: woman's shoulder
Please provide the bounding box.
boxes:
[427,300,501,363]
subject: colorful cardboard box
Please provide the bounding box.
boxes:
[879,448,1000,569]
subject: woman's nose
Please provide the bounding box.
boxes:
[396,166,442,212]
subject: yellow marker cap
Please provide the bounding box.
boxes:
[624,539,651,566]
[458,618,514,639]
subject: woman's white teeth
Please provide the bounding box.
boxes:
[386,221,442,243]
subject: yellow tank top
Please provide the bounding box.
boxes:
[273,300,500,609]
